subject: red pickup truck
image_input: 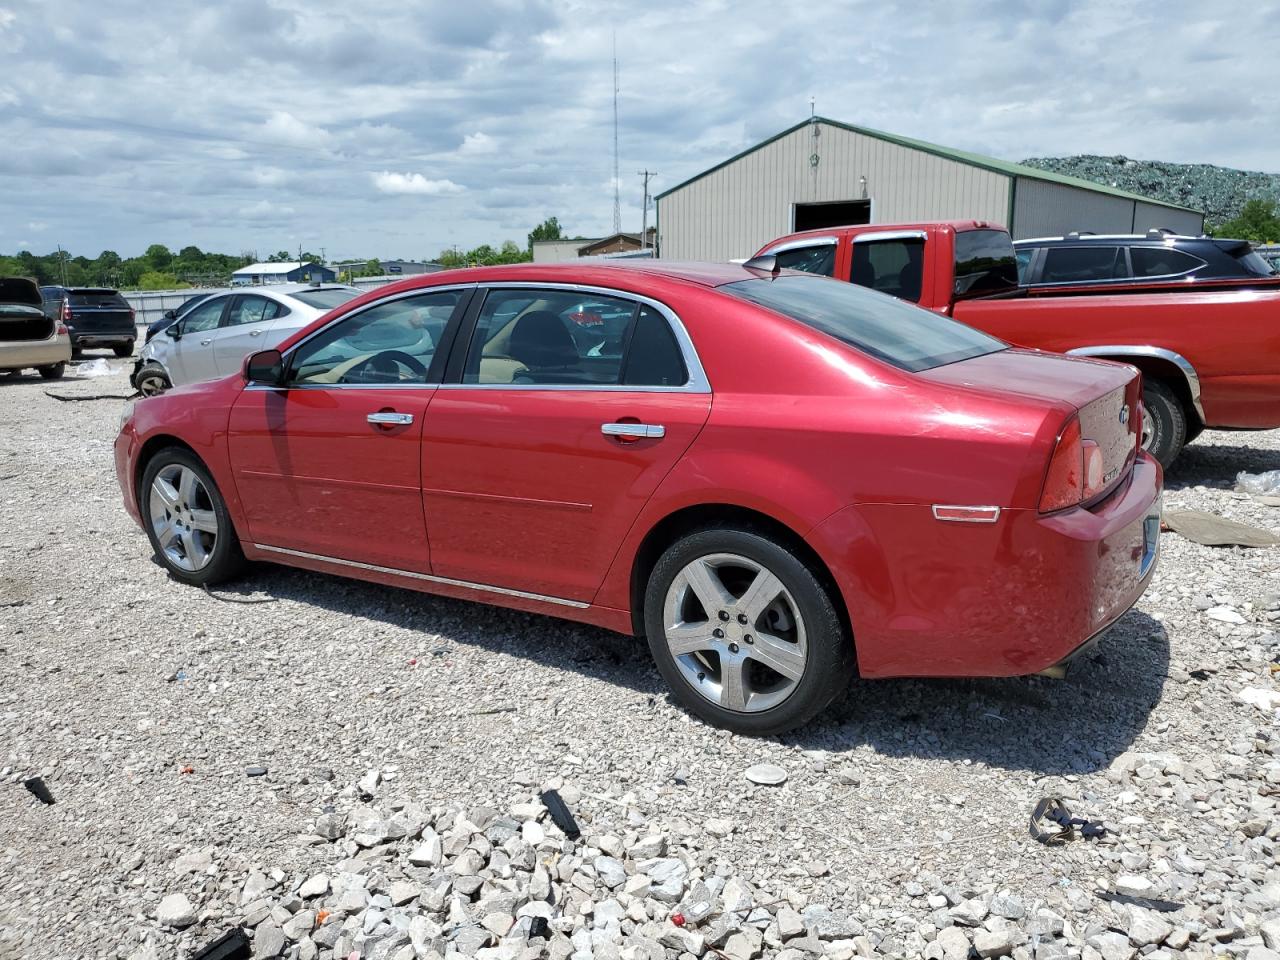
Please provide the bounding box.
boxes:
[753,222,1280,467]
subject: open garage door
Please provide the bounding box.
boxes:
[793,199,871,231]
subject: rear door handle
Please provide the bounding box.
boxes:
[368,411,414,426]
[249,329,262,337]
[199,338,213,346]
[601,422,664,439]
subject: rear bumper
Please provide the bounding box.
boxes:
[114,422,144,528]
[808,452,1163,678]
[69,328,135,347]
[0,336,72,370]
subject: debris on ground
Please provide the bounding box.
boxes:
[1162,509,1280,547]
[1028,797,1105,844]
[744,763,788,785]
[1238,469,1280,498]
[22,777,54,805]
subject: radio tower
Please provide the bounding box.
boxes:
[612,34,621,233]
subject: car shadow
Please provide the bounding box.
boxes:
[191,559,1167,776]
[1165,436,1280,491]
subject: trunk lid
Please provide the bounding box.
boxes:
[921,347,1142,499]
[0,278,54,341]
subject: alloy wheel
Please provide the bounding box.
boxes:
[662,552,808,713]
[137,371,169,396]
[148,464,219,572]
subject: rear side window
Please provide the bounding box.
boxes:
[773,244,835,277]
[1129,247,1204,278]
[954,230,1020,295]
[1226,247,1277,278]
[291,288,359,310]
[1015,248,1035,283]
[69,290,128,307]
[1039,246,1125,284]
[622,306,687,387]
[851,238,924,302]
[722,275,1005,373]
[224,296,284,327]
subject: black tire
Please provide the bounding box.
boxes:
[134,362,171,396]
[38,363,65,380]
[139,447,246,586]
[113,340,135,358]
[71,344,83,357]
[643,527,855,736]
[1142,380,1187,469]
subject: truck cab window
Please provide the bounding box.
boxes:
[850,238,924,303]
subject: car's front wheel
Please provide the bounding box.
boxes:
[134,362,171,396]
[113,340,135,358]
[140,448,245,586]
[643,527,854,735]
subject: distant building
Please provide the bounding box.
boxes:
[656,117,1205,260]
[232,261,336,285]
[378,260,443,276]
[532,230,656,263]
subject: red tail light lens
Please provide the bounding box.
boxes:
[56,323,69,336]
[61,301,73,322]
[1039,416,1084,512]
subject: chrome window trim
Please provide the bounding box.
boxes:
[1065,345,1205,421]
[852,230,928,244]
[448,281,710,394]
[254,543,590,609]
[764,236,839,255]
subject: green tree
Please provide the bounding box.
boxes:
[137,271,188,290]
[364,258,382,276]
[144,244,173,270]
[1213,199,1280,242]
[527,216,563,252]
[267,250,293,262]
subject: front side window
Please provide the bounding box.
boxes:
[1129,247,1205,279]
[180,298,226,334]
[851,238,924,302]
[1039,246,1125,284]
[722,274,1005,373]
[773,244,836,277]
[288,290,463,385]
[224,296,282,327]
[463,289,688,387]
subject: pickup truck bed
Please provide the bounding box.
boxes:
[755,221,1280,467]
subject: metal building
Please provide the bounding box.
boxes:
[655,117,1204,261]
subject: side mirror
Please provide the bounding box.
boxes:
[165,322,181,340]
[244,349,284,386]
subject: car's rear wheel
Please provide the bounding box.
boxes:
[1141,380,1186,469]
[643,527,854,735]
[135,362,171,396]
[140,448,245,586]
[113,340,134,358]
[38,363,65,380]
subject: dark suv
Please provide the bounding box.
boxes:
[1015,231,1278,289]
[39,286,136,356]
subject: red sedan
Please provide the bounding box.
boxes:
[114,261,1162,734]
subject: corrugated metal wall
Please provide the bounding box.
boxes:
[1133,201,1204,236]
[657,122,1010,261]
[1011,178,1135,238]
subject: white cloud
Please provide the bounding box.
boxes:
[27,220,47,231]
[459,132,497,155]
[370,171,465,196]
[256,111,331,148]
[238,199,296,220]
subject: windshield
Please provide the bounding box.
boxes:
[721,274,1005,373]
[292,288,360,309]
[954,229,1019,297]
[1232,248,1278,277]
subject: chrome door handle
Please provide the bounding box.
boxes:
[249,329,262,337]
[368,412,414,426]
[199,338,213,346]
[602,422,665,439]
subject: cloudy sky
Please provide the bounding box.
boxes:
[2,0,1277,261]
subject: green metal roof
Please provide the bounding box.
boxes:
[655,117,1202,216]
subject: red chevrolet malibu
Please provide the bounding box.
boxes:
[114,261,1162,734]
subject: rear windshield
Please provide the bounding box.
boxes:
[721,274,1005,373]
[291,288,360,310]
[954,229,1019,297]
[69,289,128,307]
[1231,248,1278,277]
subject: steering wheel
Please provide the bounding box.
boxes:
[340,350,428,384]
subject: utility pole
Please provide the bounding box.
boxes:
[637,170,657,250]
[57,244,68,285]
[611,33,621,234]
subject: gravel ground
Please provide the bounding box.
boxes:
[2,360,1279,960]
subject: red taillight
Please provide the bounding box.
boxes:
[128,305,136,321]
[61,301,73,322]
[56,323,69,336]
[1039,416,1084,512]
